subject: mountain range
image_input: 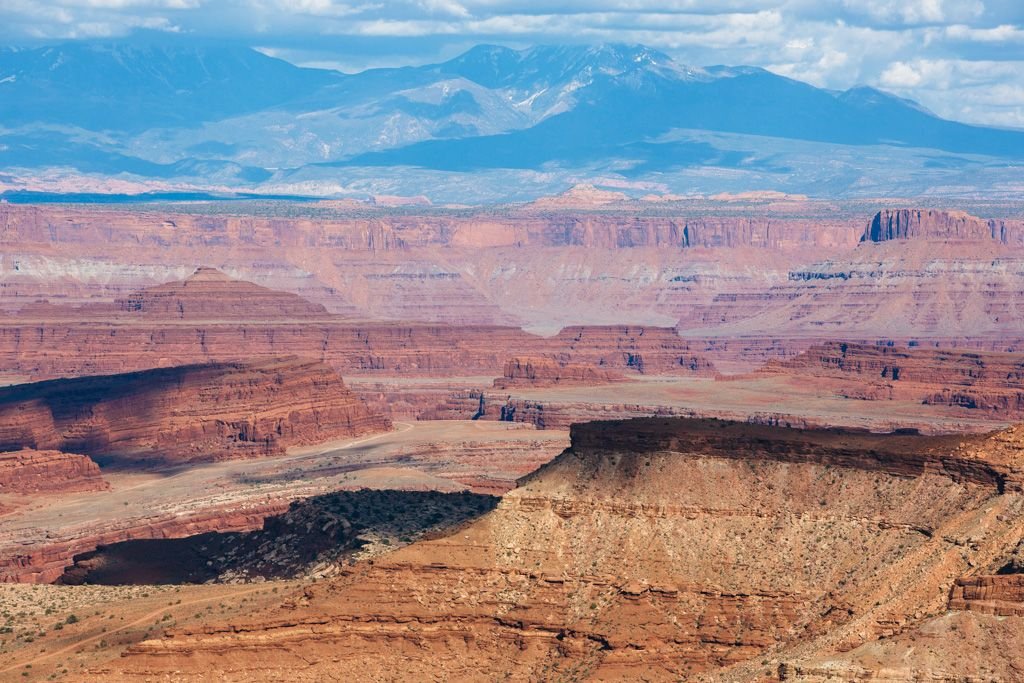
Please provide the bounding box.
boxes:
[2,37,1023,201]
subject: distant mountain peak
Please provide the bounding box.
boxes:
[439,42,686,90]
[838,85,935,117]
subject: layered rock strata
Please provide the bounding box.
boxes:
[766,341,1024,415]
[676,209,1024,348]
[0,357,391,465]
[115,267,331,319]
[0,449,107,494]
[493,357,625,388]
[99,417,1024,681]
[0,272,716,381]
[863,208,1013,243]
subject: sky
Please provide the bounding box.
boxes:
[3,0,1024,129]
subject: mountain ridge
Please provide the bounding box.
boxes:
[2,37,1023,200]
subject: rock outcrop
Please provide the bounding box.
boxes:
[493,357,626,388]
[0,272,718,381]
[0,357,391,465]
[116,267,330,319]
[98,417,1024,681]
[949,574,1024,617]
[766,341,1024,416]
[862,208,1012,243]
[677,209,1024,353]
[0,449,107,494]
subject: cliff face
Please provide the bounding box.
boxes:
[100,417,1024,681]
[862,208,1012,243]
[0,273,719,381]
[493,357,625,388]
[0,357,391,465]
[115,267,330,319]
[0,203,863,330]
[7,203,1024,356]
[767,342,1024,416]
[0,449,107,494]
[0,203,860,251]
[677,209,1024,347]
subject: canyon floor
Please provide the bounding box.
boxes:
[1,201,1024,680]
[0,421,568,583]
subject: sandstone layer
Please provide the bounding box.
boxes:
[863,208,1013,243]
[4,204,1024,374]
[677,209,1024,359]
[0,201,864,330]
[766,341,1024,415]
[115,266,331,319]
[0,271,716,381]
[0,356,391,466]
[98,417,1024,681]
[0,449,107,494]
[493,357,626,389]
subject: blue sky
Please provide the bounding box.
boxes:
[3,0,1024,128]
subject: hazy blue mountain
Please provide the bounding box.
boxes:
[2,36,1023,199]
[0,36,339,131]
[347,58,1024,171]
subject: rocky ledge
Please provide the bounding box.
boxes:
[492,357,625,388]
[0,449,107,494]
[98,416,1024,681]
[0,356,392,466]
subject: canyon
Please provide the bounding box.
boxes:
[2,201,1023,377]
[766,342,1024,414]
[0,421,567,584]
[2,198,1024,681]
[93,417,1024,681]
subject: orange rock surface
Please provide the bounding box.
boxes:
[116,266,330,319]
[0,356,391,466]
[0,449,107,494]
[766,341,1024,416]
[493,357,626,388]
[96,417,1024,681]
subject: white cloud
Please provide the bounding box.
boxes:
[944,23,1024,42]
[879,61,925,87]
[840,0,983,25]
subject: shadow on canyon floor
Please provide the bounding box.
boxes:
[57,489,498,586]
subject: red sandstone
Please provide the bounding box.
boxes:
[0,449,107,494]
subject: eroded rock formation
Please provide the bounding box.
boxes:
[493,357,626,388]
[98,417,1024,681]
[676,209,1024,359]
[766,341,1024,416]
[0,449,107,494]
[0,357,391,465]
[116,267,330,319]
[0,272,718,381]
[862,208,1013,243]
